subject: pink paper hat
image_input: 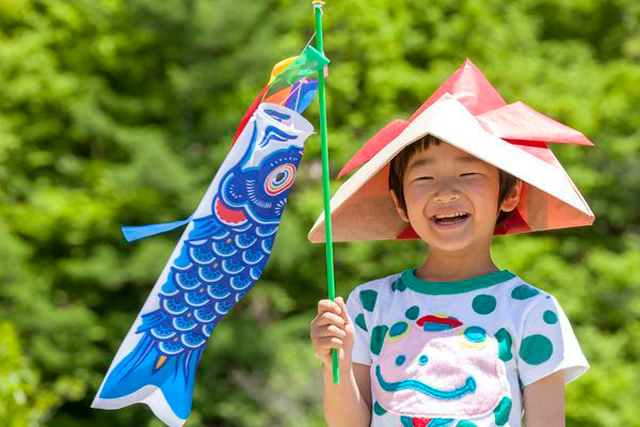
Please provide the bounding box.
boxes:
[307,59,595,243]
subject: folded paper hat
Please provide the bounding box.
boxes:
[307,59,595,243]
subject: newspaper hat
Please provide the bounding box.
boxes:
[308,59,595,243]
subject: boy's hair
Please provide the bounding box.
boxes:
[388,134,519,226]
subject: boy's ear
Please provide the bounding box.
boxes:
[500,179,523,213]
[389,189,410,223]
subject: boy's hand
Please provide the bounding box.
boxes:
[310,296,355,370]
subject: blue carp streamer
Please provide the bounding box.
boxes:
[91,104,314,426]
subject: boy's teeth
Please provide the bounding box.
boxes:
[435,212,466,219]
[433,212,469,224]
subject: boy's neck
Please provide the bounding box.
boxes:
[415,243,499,283]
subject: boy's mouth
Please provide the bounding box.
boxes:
[430,212,470,227]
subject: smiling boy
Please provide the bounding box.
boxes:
[388,136,521,281]
[309,60,594,427]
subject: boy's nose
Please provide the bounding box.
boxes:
[433,191,460,203]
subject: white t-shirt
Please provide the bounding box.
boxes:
[345,268,589,427]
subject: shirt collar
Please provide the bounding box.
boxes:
[400,268,515,295]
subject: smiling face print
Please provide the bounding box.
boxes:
[372,312,510,423]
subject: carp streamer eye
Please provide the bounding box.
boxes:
[457,326,488,350]
[264,163,296,196]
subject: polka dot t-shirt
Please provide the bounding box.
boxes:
[345,268,589,427]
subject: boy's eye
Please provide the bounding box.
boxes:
[460,173,479,177]
[416,176,434,181]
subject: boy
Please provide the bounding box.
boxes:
[309,60,593,427]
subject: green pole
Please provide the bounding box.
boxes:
[313,0,339,384]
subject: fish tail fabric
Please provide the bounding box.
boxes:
[91,100,315,425]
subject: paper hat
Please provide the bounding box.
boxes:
[307,59,595,243]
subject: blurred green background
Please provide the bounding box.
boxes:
[1,0,639,425]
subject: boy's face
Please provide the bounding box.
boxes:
[390,142,521,253]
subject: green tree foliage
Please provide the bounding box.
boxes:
[0,0,638,425]
[0,320,58,426]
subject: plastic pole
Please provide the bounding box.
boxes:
[313,1,339,384]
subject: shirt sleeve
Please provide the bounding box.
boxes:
[515,293,589,387]
[345,286,372,366]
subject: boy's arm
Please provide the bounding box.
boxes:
[312,295,371,426]
[353,362,372,409]
[322,362,371,427]
[523,370,565,427]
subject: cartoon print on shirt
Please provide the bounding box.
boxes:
[370,307,512,426]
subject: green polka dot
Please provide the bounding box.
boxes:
[374,401,387,415]
[495,328,513,362]
[519,334,553,365]
[370,325,388,355]
[390,279,404,291]
[389,321,408,337]
[511,284,539,300]
[456,421,477,427]
[543,310,558,324]
[472,294,496,315]
[494,396,512,425]
[405,305,419,320]
[360,290,378,312]
[391,278,407,292]
[355,313,368,331]
[401,416,413,426]
[395,355,406,366]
